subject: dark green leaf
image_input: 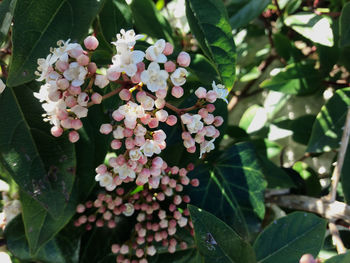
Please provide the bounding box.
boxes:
[341,143,350,204]
[0,85,75,218]
[130,0,173,43]
[260,62,322,95]
[0,0,16,45]
[185,142,267,239]
[307,88,350,153]
[340,2,350,47]
[258,155,295,189]
[293,162,321,197]
[253,212,327,263]
[7,0,107,87]
[228,0,271,30]
[285,0,302,15]
[284,12,334,47]
[188,54,220,86]
[186,0,236,90]
[188,205,256,263]
[273,33,292,61]
[324,252,350,263]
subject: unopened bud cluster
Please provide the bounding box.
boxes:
[75,164,198,263]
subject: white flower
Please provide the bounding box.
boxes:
[199,139,215,158]
[63,62,87,86]
[178,216,188,227]
[129,148,143,161]
[140,140,161,157]
[145,39,167,63]
[113,126,125,139]
[186,114,203,134]
[35,54,54,81]
[114,164,136,180]
[140,62,168,92]
[50,39,71,62]
[0,79,5,94]
[163,0,190,33]
[170,67,187,86]
[118,101,145,121]
[113,29,144,49]
[95,172,115,190]
[94,74,109,89]
[123,203,135,217]
[111,44,145,77]
[147,246,156,256]
[212,81,229,103]
[71,105,88,118]
[139,95,155,111]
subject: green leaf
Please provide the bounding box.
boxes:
[228,0,271,30]
[0,84,75,218]
[186,0,236,90]
[293,162,321,197]
[285,12,334,47]
[253,212,327,263]
[0,0,16,45]
[149,248,203,263]
[340,2,350,47]
[285,0,302,15]
[185,142,267,239]
[188,54,220,86]
[188,205,256,263]
[307,88,350,153]
[7,0,107,87]
[99,0,133,44]
[5,215,80,263]
[130,0,173,43]
[239,105,268,134]
[273,33,292,61]
[324,252,350,263]
[260,62,322,95]
[341,144,350,204]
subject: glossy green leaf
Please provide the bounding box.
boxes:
[285,12,334,47]
[188,54,220,86]
[150,249,203,263]
[7,0,106,87]
[293,162,321,197]
[186,0,236,90]
[130,0,173,43]
[185,142,266,239]
[0,0,16,45]
[228,0,270,30]
[273,33,292,61]
[260,62,322,95]
[5,215,80,263]
[239,105,268,134]
[340,2,350,47]
[189,205,256,263]
[324,252,350,263]
[285,0,302,15]
[0,85,75,218]
[341,143,350,204]
[253,212,327,263]
[307,88,350,153]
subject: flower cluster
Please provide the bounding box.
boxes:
[34,36,104,143]
[75,164,198,263]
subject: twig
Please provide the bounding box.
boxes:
[273,0,283,21]
[267,194,350,224]
[329,221,347,254]
[325,107,350,202]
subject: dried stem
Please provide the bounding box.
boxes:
[329,221,347,254]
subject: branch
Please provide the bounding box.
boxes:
[329,221,347,254]
[267,194,350,224]
[325,107,350,202]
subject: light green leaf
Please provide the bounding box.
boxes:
[186,0,236,90]
[340,2,350,47]
[260,62,322,95]
[185,142,267,239]
[188,205,256,263]
[324,252,350,263]
[285,12,334,47]
[239,105,268,134]
[228,0,271,30]
[254,212,327,263]
[7,0,107,87]
[307,88,350,153]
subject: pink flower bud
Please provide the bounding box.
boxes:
[111,244,120,254]
[153,130,166,142]
[163,42,174,55]
[91,92,102,104]
[119,89,131,101]
[214,116,224,127]
[88,62,97,74]
[183,195,191,203]
[171,86,184,98]
[204,114,215,125]
[131,72,141,83]
[206,90,217,103]
[69,131,80,143]
[191,178,200,187]
[166,115,177,126]
[187,145,196,153]
[107,67,121,81]
[65,96,77,108]
[84,36,99,50]
[155,98,165,109]
[57,78,70,90]
[195,87,207,98]
[157,192,165,201]
[148,118,159,129]
[72,119,83,130]
[100,123,113,134]
[77,54,89,66]
[76,204,85,213]
[69,85,81,95]
[120,244,129,255]
[198,108,208,118]
[136,248,144,258]
[152,157,163,169]
[112,110,124,121]
[56,60,69,72]
[125,137,135,150]
[136,91,147,103]
[177,51,191,67]
[299,254,317,263]
[206,103,215,112]
[181,131,192,141]
[164,61,176,72]
[51,126,63,137]
[155,109,168,122]
[156,88,167,99]
[137,62,145,72]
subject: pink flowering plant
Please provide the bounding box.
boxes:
[1,0,350,263]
